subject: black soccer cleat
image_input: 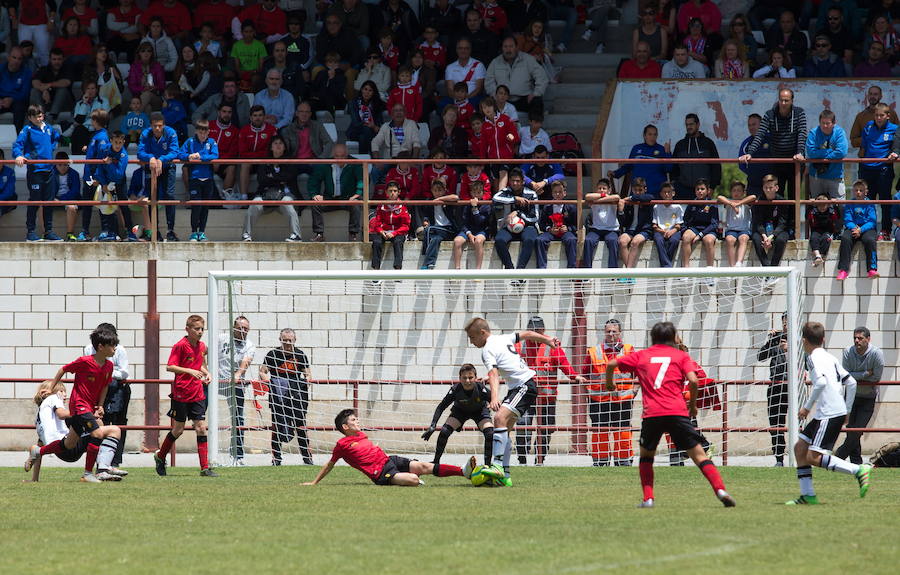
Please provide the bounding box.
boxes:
[153,451,167,476]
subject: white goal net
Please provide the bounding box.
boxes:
[207,268,804,468]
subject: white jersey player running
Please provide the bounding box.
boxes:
[787,321,872,505]
[465,317,560,486]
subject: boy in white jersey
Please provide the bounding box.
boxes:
[787,321,872,505]
[464,317,560,486]
[25,380,86,482]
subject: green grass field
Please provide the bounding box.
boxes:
[1,466,898,575]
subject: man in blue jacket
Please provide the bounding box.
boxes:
[13,104,61,242]
[179,119,220,242]
[836,180,879,281]
[138,112,181,241]
[805,110,848,203]
[0,47,32,130]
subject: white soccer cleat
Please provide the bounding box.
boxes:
[463,455,477,479]
[24,445,40,472]
[80,473,102,483]
[637,498,654,508]
[107,467,129,477]
[96,471,123,481]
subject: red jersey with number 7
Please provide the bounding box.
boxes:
[615,344,697,418]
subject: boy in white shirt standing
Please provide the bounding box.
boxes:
[787,321,872,505]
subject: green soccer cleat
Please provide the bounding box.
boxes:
[482,464,504,479]
[463,456,477,479]
[495,475,513,487]
[786,495,820,505]
[856,464,872,498]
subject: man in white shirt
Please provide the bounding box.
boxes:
[219,315,257,466]
[443,38,486,108]
[465,317,560,486]
[787,321,872,505]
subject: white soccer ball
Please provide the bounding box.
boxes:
[507,215,525,234]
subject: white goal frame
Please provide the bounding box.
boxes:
[207,266,804,467]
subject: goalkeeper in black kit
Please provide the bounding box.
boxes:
[422,364,495,466]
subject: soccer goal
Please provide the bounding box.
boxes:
[207,267,804,468]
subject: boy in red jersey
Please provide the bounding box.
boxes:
[386,66,423,123]
[154,314,217,477]
[605,321,735,508]
[33,326,123,483]
[305,409,476,486]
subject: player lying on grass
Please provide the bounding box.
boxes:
[786,321,872,505]
[25,328,124,483]
[305,409,477,486]
[422,363,494,466]
[605,321,735,508]
[464,317,560,486]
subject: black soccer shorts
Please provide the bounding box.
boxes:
[639,415,705,452]
[374,455,412,485]
[167,399,207,422]
[449,405,492,427]
[65,412,100,438]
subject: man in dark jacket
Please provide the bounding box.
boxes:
[307,143,363,241]
[671,113,721,200]
[739,88,807,200]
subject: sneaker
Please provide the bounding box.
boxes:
[867,269,880,279]
[165,231,179,242]
[312,233,325,242]
[65,232,78,242]
[349,232,359,241]
[463,455,477,479]
[717,489,736,507]
[637,498,655,508]
[200,467,219,477]
[242,232,252,242]
[878,231,889,241]
[24,444,40,472]
[107,467,128,477]
[95,470,123,481]
[26,231,41,242]
[581,29,592,42]
[594,43,605,54]
[76,231,91,242]
[43,232,63,242]
[774,460,785,468]
[189,232,199,242]
[836,270,849,281]
[303,458,314,465]
[285,233,302,242]
[856,463,872,498]
[272,459,282,466]
[555,42,567,53]
[198,232,208,242]
[232,457,245,467]
[813,256,824,267]
[153,451,167,476]
[80,473,102,483]
[483,464,505,479]
[420,265,434,270]
[97,231,116,242]
[786,494,820,505]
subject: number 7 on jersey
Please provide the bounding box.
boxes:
[649,357,671,389]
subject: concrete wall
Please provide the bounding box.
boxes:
[0,240,897,457]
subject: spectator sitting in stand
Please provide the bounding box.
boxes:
[419,24,448,73]
[522,145,564,199]
[371,103,421,182]
[279,14,314,83]
[279,100,334,177]
[107,0,143,61]
[854,42,892,77]
[0,46,33,130]
[679,179,719,269]
[651,182,684,268]
[379,0,421,56]
[582,0,615,54]
[387,66,423,123]
[485,36,549,116]
[428,103,469,158]
[493,168,540,273]
[369,181,411,271]
[817,7,854,71]
[536,180,578,269]
[53,17,92,76]
[376,28,403,80]
[836,180,879,281]
[255,69,296,130]
[0,149,16,217]
[808,192,840,267]
[409,49,438,121]
[617,41,663,79]
[209,102,240,206]
[313,14,363,101]
[494,85,520,126]
[30,48,73,124]
[140,0,192,45]
[128,42,165,114]
[676,0,722,44]
[725,14,757,64]
[682,17,713,69]
[194,22,223,59]
[174,45,211,114]
[347,81,384,155]
[453,179,493,269]
[384,158,424,233]
[714,39,750,78]
[518,110,551,157]
[231,0,287,45]
[420,179,463,270]
[457,9,499,65]
[866,15,898,67]
[161,84,188,142]
[355,50,391,102]
[237,105,279,204]
[718,181,756,266]
[442,38,487,109]
[309,51,347,117]
[752,48,797,78]
[307,143,364,242]
[231,20,269,92]
[50,150,82,241]
[764,10,808,67]
[327,0,370,52]
[69,81,107,153]
[582,177,623,269]
[193,75,251,128]
[617,177,655,272]
[750,174,793,270]
[242,135,302,243]
[422,149,459,208]
[802,35,846,77]
[193,0,235,37]
[633,5,669,60]
[662,44,707,78]
[141,16,178,74]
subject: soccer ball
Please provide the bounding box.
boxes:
[507,216,525,234]
[470,465,495,487]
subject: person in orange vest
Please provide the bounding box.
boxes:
[514,315,585,466]
[587,318,636,466]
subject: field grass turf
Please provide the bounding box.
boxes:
[1,466,898,574]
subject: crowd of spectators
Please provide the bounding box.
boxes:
[619,1,900,79]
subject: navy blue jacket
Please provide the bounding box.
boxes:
[179,136,219,180]
[96,146,129,187]
[616,192,654,232]
[12,123,60,172]
[683,202,719,236]
[84,129,110,184]
[137,126,180,163]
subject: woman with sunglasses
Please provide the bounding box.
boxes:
[727,14,758,63]
[633,5,669,59]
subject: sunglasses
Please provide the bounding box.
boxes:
[815,43,829,48]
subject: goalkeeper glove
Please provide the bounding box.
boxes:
[421,426,436,441]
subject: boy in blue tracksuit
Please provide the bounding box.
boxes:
[50,151,81,240]
[0,149,16,216]
[610,125,671,197]
[858,103,898,239]
[837,180,879,281]
[12,104,61,242]
[178,119,220,241]
[78,109,111,241]
[137,112,180,241]
[96,131,132,241]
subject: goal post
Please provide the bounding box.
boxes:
[207,267,804,468]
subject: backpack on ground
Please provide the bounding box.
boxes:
[548,132,585,176]
[870,442,900,467]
